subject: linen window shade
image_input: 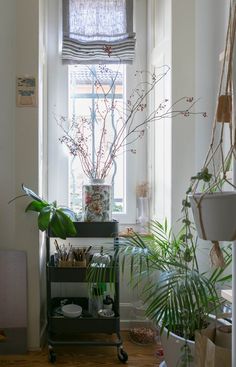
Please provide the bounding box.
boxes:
[62,0,136,64]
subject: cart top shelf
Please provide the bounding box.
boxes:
[47,221,119,238]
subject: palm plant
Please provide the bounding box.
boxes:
[83,218,231,365]
[119,220,232,342]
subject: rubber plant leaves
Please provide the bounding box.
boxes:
[19,184,77,239]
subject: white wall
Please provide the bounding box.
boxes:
[0,0,16,249]
[171,0,196,228]
[194,0,229,270]
[172,0,229,227]
[0,0,41,350]
[195,0,229,170]
[148,0,229,230]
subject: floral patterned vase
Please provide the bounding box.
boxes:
[82,179,112,222]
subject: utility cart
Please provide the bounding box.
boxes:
[46,221,128,364]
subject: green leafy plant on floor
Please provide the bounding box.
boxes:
[9,184,77,239]
[118,220,232,366]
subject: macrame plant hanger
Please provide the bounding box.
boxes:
[191,3,236,267]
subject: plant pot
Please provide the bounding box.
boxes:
[82,179,112,222]
[189,191,236,241]
[160,327,195,367]
[160,316,230,367]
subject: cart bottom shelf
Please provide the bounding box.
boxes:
[47,332,128,364]
[48,331,122,346]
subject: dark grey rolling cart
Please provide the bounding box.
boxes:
[46,221,128,364]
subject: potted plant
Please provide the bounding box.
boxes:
[188,168,236,242]
[119,220,232,366]
[9,184,77,239]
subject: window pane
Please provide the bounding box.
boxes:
[68,64,125,215]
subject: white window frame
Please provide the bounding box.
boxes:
[47,0,147,225]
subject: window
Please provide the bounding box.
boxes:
[47,0,147,224]
[62,0,136,64]
[68,64,126,214]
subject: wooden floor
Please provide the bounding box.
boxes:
[0,332,163,367]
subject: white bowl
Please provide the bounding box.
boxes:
[61,304,82,318]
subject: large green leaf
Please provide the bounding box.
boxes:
[25,200,47,213]
[50,210,76,239]
[59,207,77,221]
[50,212,67,239]
[38,206,52,231]
[56,209,77,236]
[22,184,46,203]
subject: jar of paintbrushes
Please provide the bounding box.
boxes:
[54,240,73,267]
[72,246,92,268]
[53,240,92,268]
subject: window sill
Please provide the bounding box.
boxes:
[118,224,151,237]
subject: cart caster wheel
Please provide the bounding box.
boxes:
[117,347,128,363]
[49,350,56,364]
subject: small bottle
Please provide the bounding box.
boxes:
[103,295,113,310]
[50,254,55,266]
[54,252,59,267]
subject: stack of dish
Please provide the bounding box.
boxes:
[61,304,82,318]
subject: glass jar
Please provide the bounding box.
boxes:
[137,196,149,232]
[89,284,106,317]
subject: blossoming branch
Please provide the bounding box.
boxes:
[58,63,206,181]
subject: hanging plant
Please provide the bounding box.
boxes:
[185,3,236,267]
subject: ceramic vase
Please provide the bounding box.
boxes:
[82,179,112,222]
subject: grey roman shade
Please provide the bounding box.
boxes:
[62,0,136,64]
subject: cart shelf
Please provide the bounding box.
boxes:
[47,264,118,283]
[46,221,128,364]
[49,316,120,334]
[48,221,119,238]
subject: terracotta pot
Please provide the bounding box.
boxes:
[189,191,236,241]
